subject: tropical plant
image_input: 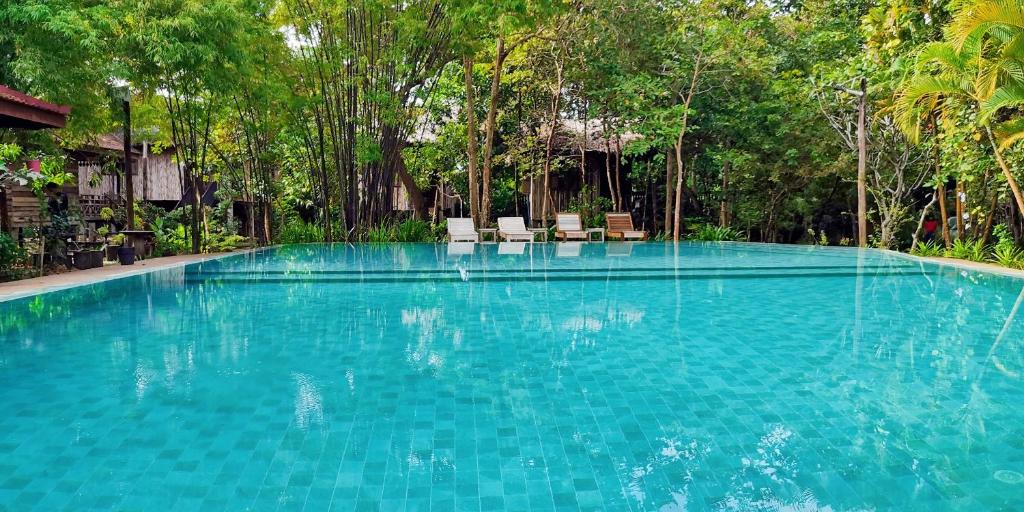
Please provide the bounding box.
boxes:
[276,219,324,244]
[910,240,945,257]
[0,232,27,281]
[947,238,989,262]
[688,224,744,242]
[894,1,1024,216]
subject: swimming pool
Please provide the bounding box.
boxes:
[1,242,1022,511]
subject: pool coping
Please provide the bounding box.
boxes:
[0,248,265,303]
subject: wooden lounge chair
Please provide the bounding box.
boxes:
[447,217,479,242]
[555,213,588,241]
[606,213,648,241]
[497,217,546,242]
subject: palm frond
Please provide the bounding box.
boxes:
[893,76,964,142]
[980,82,1024,121]
[995,117,1024,149]
[949,0,1024,49]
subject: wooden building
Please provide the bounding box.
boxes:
[71,134,182,225]
[0,85,70,236]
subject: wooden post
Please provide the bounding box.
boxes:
[0,187,8,234]
[122,99,135,230]
[856,78,867,247]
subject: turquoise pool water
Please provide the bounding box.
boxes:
[1,242,1023,511]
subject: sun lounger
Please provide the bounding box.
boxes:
[555,213,588,241]
[606,213,648,241]
[497,217,547,242]
[447,218,480,242]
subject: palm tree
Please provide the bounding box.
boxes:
[894,0,1024,216]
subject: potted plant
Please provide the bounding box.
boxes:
[117,243,135,265]
[106,232,124,262]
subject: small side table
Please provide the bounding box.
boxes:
[529,228,549,243]
[478,228,498,243]
[586,228,605,242]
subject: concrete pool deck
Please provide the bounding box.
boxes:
[0,251,250,301]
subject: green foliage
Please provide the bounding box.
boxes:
[365,224,397,244]
[276,218,324,244]
[910,241,944,257]
[687,224,744,242]
[0,232,28,281]
[395,219,434,243]
[946,238,988,262]
[991,244,1024,269]
[567,186,613,229]
[207,233,247,252]
[360,219,441,243]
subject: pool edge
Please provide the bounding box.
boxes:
[0,247,272,303]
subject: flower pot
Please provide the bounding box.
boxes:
[117,246,136,265]
[106,245,120,261]
[72,250,103,270]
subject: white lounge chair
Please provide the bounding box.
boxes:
[555,213,587,241]
[447,218,479,242]
[497,217,547,242]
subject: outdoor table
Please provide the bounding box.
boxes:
[529,228,549,243]
[478,228,498,243]
[586,227,605,242]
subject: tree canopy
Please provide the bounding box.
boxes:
[5,0,1024,259]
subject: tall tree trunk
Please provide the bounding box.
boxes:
[856,78,868,247]
[955,180,964,241]
[614,135,624,212]
[987,126,1024,222]
[911,192,938,249]
[603,120,618,211]
[463,56,481,225]
[672,138,686,240]
[719,160,731,227]
[542,61,564,227]
[938,182,951,248]
[664,149,674,235]
[396,152,426,219]
[672,50,703,241]
[480,38,506,223]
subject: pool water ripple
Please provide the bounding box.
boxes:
[0,242,1022,511]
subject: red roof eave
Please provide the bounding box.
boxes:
[0,85,71,129]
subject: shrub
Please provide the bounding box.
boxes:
[946,238,988,262]
[276,219,324,244]
[0,232,26,281]
[395,219,433,242]
[910,241,944,257]
[365,223,397,243]
[688,224,744,242]
[991,244,1024,269]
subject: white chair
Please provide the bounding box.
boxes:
[447,218,479,242]
[555,213,587,241]
[497,217,546,242]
